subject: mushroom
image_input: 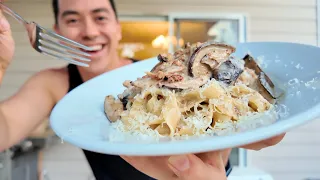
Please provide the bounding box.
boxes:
[118,90,132,110]
[242,54,282,103]
[158,76,209,90]
[120,96,129,110]
[212,59,244,85]
[104,95,124,122]
[157,54,168,62]
[114,80,143,111]
[151,53,177,72]
[150,62,163,73]
[132,77,158,89]
[201,55,219,69]
[188,41,236,78]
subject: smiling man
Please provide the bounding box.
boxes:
[53,0,133,81]
[0,0,285,180]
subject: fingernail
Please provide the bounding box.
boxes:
[168,155,190,172]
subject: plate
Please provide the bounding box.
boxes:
[50,42,320,156]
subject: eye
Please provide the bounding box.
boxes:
[96,16,108,22]
[66,19,79,24]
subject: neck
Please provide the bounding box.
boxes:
[77,56,132,82]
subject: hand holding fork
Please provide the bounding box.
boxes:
[0,1,93,69]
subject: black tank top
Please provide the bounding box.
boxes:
[67,62,155,180]
[67,62,232,180]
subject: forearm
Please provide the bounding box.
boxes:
[0,67,9,151]
[0,107,9,152]
[0,68,5,86]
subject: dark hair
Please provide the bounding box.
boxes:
[52,0,118,25]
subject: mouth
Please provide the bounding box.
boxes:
[82,44,106,55]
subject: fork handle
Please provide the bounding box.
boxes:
[0,2,28,25]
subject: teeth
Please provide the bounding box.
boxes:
[88,45,103,51]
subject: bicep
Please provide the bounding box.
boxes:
[1,70,61,147]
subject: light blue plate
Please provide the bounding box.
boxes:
[50,42,320,156]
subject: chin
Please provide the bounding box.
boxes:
[86,58,110,74]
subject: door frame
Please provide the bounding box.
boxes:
[167,13,247,53]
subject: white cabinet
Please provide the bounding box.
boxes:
[0,151,12,180]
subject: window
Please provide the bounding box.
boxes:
[173,19,240,50]
[118,16,169,60]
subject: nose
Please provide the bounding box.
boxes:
[81,18,100,41]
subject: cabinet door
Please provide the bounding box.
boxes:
[0,160,6,180]
[12,155,27,180]
[0,152,11,180]
[12,150,39,180]
[12,165,27,180]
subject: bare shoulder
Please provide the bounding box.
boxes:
[0,66,71,149]
[26,66,69,102]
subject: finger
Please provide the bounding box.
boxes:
[121,156,153,175]
[241,133,286,150]
[197,151,226,172]
[121,155,176,179]
[0,7,11,35]
[168,153,227,180]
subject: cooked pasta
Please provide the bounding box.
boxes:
[104,41,280,140]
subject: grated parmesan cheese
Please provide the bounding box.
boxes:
[103,51,288,142]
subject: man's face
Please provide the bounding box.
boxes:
[54,0,122,71]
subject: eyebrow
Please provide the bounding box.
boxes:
[92,8,110,14]
[61,10,79,18]
[61,8,110,18]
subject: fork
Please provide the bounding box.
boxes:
[0,2,93,67]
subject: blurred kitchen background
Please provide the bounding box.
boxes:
[0,0,319,180]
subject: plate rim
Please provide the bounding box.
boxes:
[49,41,320,156]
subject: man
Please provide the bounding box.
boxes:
[0,0,285,179]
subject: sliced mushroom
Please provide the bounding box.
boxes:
[122,80,133,88]
[120,96,129,110]
[258,72,277,104]
[151,62,163,72]
[132,77,158,89]
[118,89,132,110]
[212,59,244,85]
[201,55,219,69]
[243,54,282,103]
[158,76,210,90]
[157,54,168,62]
[243,54,264,75]
[117,80,142,110]
[188,41,236,78]
[104,95,124,122]
[151,61,185,74]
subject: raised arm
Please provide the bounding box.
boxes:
[0,69,68,151]
[0,8,67,151]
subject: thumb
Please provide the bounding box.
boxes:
[168,153,227,180]
[0,7,11,35]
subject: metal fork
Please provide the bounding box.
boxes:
[0,2,93,67]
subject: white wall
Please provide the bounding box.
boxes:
[1,1,319,180]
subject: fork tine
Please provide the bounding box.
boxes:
[39,33,91,57]
[37,25,94,51]
[39,40,91,62]
[40,49,90,67]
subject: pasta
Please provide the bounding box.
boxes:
[104,41,280,140]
